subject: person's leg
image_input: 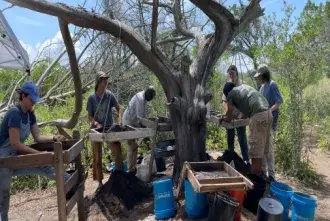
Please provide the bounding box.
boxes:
[127,139,138,174]
[266,129,275,181]
[226,128,236,151]
[0,168,13,221]
[13,166,71,181]
[236,126,249,162]
[251,158,263,175]
[248,112,267,175]
[109,142,123,171]
[92,141,103,185]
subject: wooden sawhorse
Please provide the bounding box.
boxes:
[0,131,85,221]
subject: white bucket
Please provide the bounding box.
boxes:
[136,154,157,182]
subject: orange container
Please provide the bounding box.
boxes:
[229,190,246,221]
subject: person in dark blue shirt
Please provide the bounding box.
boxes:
[0,81,69,221]
[255,64,283,182]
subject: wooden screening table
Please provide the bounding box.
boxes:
[88,125,157,183]
[208,111,249,129]
[0,131,85,221]
[176,161,253,198]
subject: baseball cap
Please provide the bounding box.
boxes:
[16,81,40,103]
[254,64,269,78]
[95,71,109,81]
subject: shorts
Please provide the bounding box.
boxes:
[248,110,273,159]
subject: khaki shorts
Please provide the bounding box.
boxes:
[248,110,273,159]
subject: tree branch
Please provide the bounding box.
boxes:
[55,18,82,129]
[36,28,85,87]
[151,0,159,51]
[4,0,179,96]
[142,0,172,11]
[189,0,263,86]
[173,0,195,38]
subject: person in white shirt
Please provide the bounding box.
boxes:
[122,86,156,174]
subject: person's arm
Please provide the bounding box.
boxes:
[86,95,102,128]
[222,93,228,112]
[30,123,65,143]
[9,127,39,154]
[221,104,234,123]
[88,115,102,128]
[115,104,123,125]
[111,92,123,125]
[270,83,283,112]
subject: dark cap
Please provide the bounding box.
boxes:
[227,65,238,73]
[223,82,236,97]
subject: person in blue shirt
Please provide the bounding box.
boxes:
[0,81,70,221]
[255,64,283,182]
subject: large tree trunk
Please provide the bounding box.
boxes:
[171,109,207,181]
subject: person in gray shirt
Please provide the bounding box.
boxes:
[220,83,273,176]
[86,71,123,185]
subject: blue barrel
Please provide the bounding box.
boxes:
[184,180,208,219]
[291,192,317,221]
[153,178,176,219]
[270,182,293,221]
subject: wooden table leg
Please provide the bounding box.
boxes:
[92,141,103,184]
[54,142,67,221]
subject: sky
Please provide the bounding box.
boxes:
[0,0,327,64]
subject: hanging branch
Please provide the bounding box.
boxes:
[39,19,83,129]
[36,28,85,87]
[150,0,159,51]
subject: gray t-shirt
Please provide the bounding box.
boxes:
[227,84,269,118]
[86,90,118,128]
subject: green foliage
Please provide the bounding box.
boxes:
[304,78,330,121]
[317,116,330,151]
[206,70,226,112]
[206,123,227,151]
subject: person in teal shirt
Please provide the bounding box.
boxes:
[0,81,69,221]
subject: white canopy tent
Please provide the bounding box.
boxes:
[0,10,30,71]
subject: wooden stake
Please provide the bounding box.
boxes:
[54,142,67,221]
[73,130,85,221]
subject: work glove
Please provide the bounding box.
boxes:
[53,135,66,142]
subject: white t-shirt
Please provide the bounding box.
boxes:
[122,91,146,126]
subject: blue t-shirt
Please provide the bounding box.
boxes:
[0,105,37,147]
[260,80,283,130]
[86,90,118,128]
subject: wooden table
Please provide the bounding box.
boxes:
[0,131,85,221]
[88,125,157,183]
[208,111,250,129]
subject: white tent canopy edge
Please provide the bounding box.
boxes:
[0,10,30,71]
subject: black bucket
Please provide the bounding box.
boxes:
[257,197,283,221]
[243,174,267,214]
[155,156,166,172]
[207,193,239,221]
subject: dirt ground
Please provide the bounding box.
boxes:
[7,127,330,220]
